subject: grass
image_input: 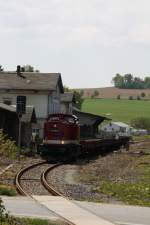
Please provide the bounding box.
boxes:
[95,181,150,206]
[13,218,67,225]
[132,135,150,142]
[2,218,67,225]
[82,98,150,123]
[0,185,17,196]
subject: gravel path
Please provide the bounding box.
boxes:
[46,163,118,203]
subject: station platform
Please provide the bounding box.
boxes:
[33,195,114,225]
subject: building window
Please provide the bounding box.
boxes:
[3,98,12,105]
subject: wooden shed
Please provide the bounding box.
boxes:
[0,103,37,146]
[0,103,19,142]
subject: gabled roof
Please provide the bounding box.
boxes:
[0,103,16,113]
[73,109,110,126]
[60,92,74,102]
[111,122,129,127]
[0,72,64,92]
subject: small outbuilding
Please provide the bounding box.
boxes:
[0,103,37,146]
[100,122,131,137]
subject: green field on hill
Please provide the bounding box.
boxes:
[82,99,150,123]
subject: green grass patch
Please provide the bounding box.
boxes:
[82,98,150,123]
[95,181,150,206]
[2,218,67,225]
[0,185,17,196]
[16,218,64,225]
[132,135,150,142]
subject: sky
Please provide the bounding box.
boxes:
[0,0,150,88]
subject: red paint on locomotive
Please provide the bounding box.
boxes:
[43,114,80,145]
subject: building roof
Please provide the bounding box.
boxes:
[60,92,74,102]
[0,72,64,92]
[111,122,129,127]
[0,103,16,112]
[73,109,110,126]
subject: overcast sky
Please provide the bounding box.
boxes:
[0,0,150,88]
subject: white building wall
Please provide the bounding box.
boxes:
[0,93,48,118]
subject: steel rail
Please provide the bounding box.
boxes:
[41,163,63,196]
[15,161,75,225]
[15,161,46,196]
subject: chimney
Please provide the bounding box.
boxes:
[16,65,25,78]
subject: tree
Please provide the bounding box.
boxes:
[144,77,150,88]
[112,73,124,88]
[72,90,84,109]
[124,74,134,88]
[22,64,39,72]
[91,90,99,98]
[64,86,84,110]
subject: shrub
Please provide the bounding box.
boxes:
[0,131,18,159]
[117,94,121,100]
[129,96,133,100]
[137,96,141,100]
[131,117,150,130]
[141,92,146,98]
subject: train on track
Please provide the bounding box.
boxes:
[38,113,130,159]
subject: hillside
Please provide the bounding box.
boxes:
[82,99,150,123]
[78,87,150,99]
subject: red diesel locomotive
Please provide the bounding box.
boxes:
[39,114,81,158]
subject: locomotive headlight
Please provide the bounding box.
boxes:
[61,140,64,144]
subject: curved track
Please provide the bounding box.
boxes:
[15,161,62,196]
[15,161,75,225]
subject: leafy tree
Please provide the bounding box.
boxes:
[144,77,150,88]
[131,117,150,130]
[124,74,134,88]
[72,90,84,109]
[64,86,84,109]
[112,73,124,88]
[91,90,99,98]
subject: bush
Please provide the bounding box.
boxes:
[0,131,18,159]
[129,96,133,100]
[141,92,146,98]
[0,185,17,196]
[117,94,121,100]
[137,96,141,100]
[131,117,150,130]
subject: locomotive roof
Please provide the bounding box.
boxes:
[0,72,64,92]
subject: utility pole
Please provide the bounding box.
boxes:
[16,95,26,161]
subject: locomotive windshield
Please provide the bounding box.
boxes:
[48,114,78,124]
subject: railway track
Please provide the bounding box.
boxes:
[15,161,62,196]
[15,160,75,225]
